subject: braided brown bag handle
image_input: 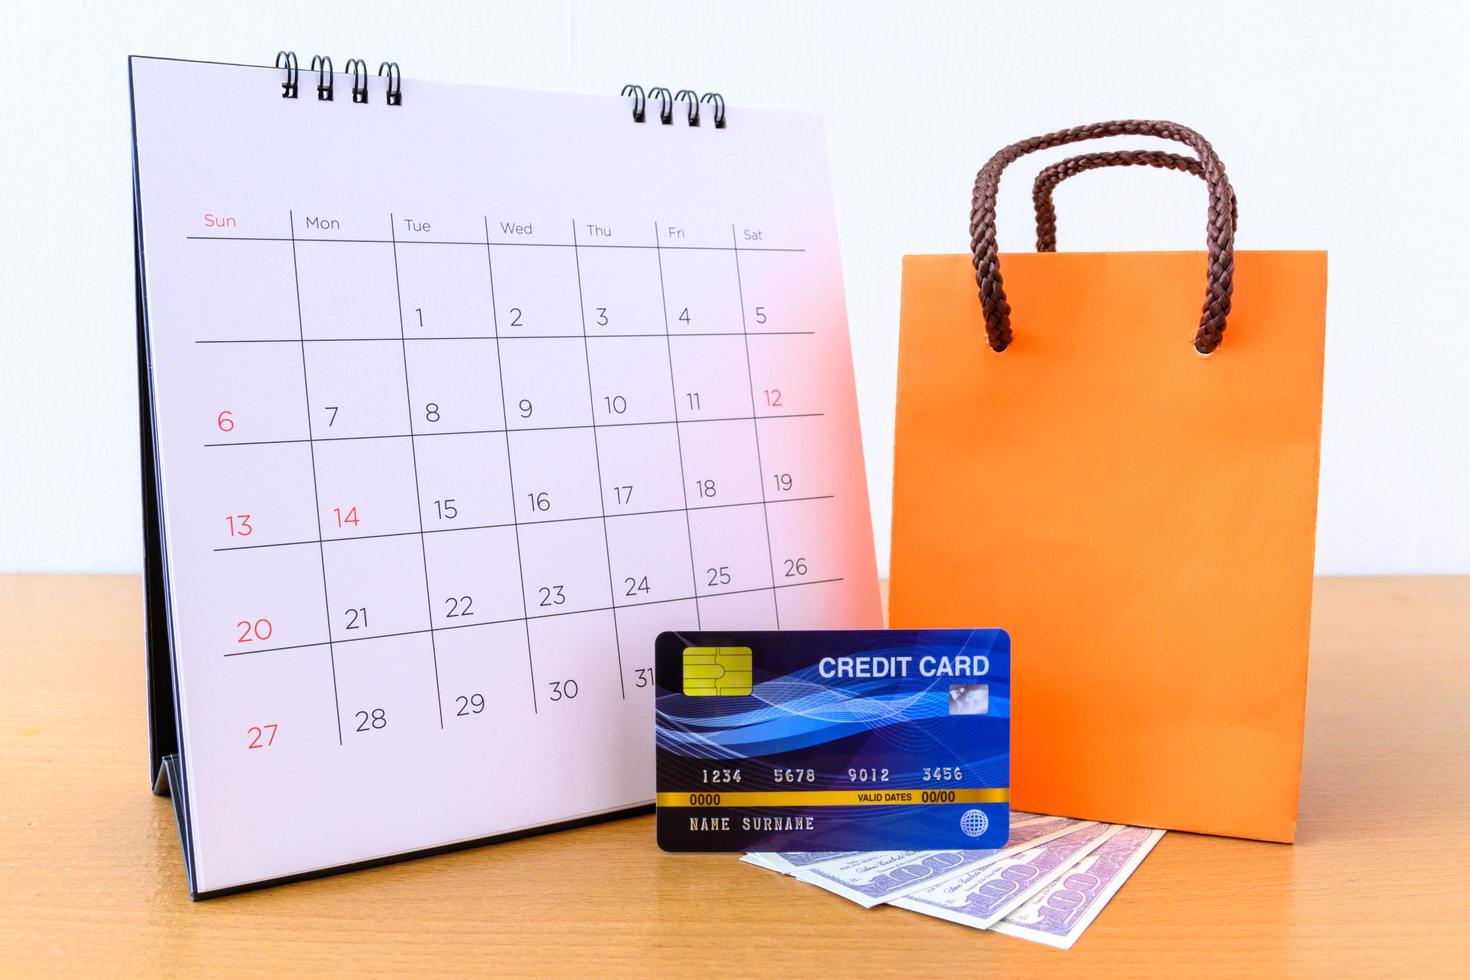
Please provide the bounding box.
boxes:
[970,120,1235,354]
[1033,150,1238,252]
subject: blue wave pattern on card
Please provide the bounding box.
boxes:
[657,673,1011,753]
[655,629,1011,852]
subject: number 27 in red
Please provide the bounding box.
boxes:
[247,723,278,749]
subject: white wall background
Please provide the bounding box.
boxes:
[2,0,1467,575]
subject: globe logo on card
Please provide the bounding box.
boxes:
[960,809,989,838]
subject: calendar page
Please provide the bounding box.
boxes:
[130,55,881,895]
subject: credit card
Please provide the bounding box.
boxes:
[655,629,1010,852]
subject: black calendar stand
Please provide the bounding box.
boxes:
[134,133,176,794]
[132,89,201,892]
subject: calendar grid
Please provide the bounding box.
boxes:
[730,225,782,628]
[388,214,446,728]
[653,221,704,629]
[285,210,345,745]
[568,219,627,698]
[222,577,849,660]
[482,216,541,714]
[203,214,845,701]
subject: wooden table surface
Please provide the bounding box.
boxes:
[2,574,1467,977]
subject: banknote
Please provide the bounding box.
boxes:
[990,826,1165,949]
[743,851,846,874]
[747,812,1050,876]
[739,853,788,873]
[891,821,1117,929]
[792,816,1087,908]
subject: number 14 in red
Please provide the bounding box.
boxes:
[334,506,360,528]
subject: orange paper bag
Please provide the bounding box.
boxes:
[889,121,1326,842]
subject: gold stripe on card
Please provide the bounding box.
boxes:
[655,788,1009,807]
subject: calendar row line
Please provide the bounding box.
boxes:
[223,576,845,659]
[189,234,804,253]
[205,411,825,448]
[214,494,836,552]
[197,331,816,343]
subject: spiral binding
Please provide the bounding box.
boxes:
[274,50,401,106]
[621,84,726,128]
[275,51,298,99]
[345,58,368,103]
[674,89,699,125]
[700,92,726,129]
[378,61,402,106]
[620,84,647,122]
[310,55,334,101]
[273,57,727,123]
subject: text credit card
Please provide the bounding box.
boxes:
[655,629,1010,852]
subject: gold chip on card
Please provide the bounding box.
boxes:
[681,647,753,696]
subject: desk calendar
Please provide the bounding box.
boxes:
[131,54,881,897]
